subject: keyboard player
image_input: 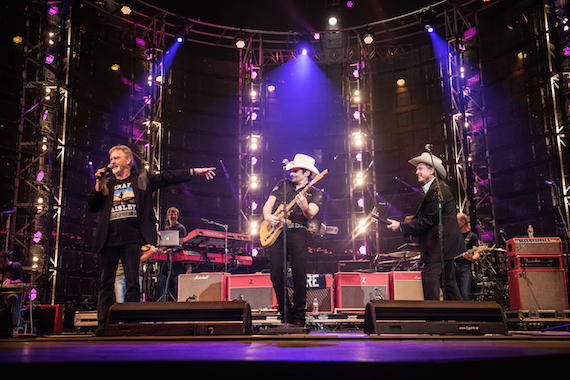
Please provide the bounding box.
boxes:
[0,251,24,331]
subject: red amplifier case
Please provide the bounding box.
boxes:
[388,271,424,300]
[508,268,569,311]
[227,273,276,311]
[506,237,562,257]
[334,272,390,309]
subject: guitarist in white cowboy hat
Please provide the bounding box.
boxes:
[386,151,465,301]
[262,153,324,327]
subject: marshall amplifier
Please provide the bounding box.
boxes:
[178,272,228,302]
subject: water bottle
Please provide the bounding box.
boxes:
[312,298,319,314]
[527,225,534,238]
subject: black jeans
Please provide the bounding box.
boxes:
[97,243,142,326]
[268,228,308,324]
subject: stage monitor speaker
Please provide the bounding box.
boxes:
[104,301,252,336]
[364,300,508,335]
[227,273,276,310]
[507,268,569,311]
[178,272,228,302]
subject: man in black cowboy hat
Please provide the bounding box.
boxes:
[387,152,464,300]
[263,154,323,326]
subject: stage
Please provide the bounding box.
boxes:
[2,329,570,377]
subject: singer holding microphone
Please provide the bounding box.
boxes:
[88,144,216,336]
[386,147,465,300]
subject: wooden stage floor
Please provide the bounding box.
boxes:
[2,329,570,378]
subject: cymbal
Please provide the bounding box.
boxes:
[388,251,419,258]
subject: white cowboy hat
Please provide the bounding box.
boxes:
[408,152,447,179]
[285,153,320,178]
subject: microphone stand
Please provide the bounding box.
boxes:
[200,219,229,272]
[427,147,446,300]
[282,164,289,327]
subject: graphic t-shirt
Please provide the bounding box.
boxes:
[106,175,144,246]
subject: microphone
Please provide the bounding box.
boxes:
[95,164,116,179]
[282,159,289,166]
[425,144,433,152]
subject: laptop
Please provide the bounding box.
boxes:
[157,230,180,247]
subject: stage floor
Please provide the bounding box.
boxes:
[2,329,570,378]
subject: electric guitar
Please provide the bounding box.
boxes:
[259,169,328,247]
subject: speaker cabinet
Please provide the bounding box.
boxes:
[334,272,389,309]
[104,301,252,336]
[508,268,569,311]
[364,300,508,335]
[178,272,228,302]
[389,271,424,300]
[227,273,277,310]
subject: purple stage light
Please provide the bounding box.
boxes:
[45,54,54,64]
[564,47,570,56]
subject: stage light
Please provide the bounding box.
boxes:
[251,201,258,211]
[235,32,246,49]
[48,5,58,15]
[33,231,42,243]
[297,33,312,55]
[250,221,258,235]
[251,157,258,166]
[313,32,321,40]
[353,110,361,120]
[252,248,259,257]
[358,219,366,233]
[358,245,366,255]
[357,198,365,208]
[111,63,120,71]
[397,78,406,86]
[267,84,276,92]
[250,90,257,99]
[356,172,364,185]
[251,112,258,121]
[564,47,570,56]
[328,17,338,27]
[36,170,45,182]
[13,35,23,45]
[45,54,54,64]
[420,8,437,33]
[120,5,132,15]
[174,25,188,43]
[363,27,374,45]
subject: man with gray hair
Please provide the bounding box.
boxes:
[88,144,216,335]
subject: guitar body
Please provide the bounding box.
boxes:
[259,204,291,247]
[259,169,328,248]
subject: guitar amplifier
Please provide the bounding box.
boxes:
[334,272,390,309]
[227,273,277,311]
[506,237,562,256]
[178,272,228,302]
[388,271,423,300]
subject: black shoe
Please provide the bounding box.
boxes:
[94,324,106,337]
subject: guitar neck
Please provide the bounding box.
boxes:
[281,169,328,215]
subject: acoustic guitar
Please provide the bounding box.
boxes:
[259,169,328,247]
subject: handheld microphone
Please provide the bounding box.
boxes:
[425,143,433,152]
[95,164,116,179]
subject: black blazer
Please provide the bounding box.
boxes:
[400,180,466,264]
[88,169,194,255]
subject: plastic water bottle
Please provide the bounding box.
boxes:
[312,298,319,314]
[527,225,534,238]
